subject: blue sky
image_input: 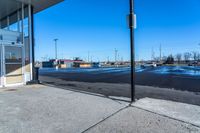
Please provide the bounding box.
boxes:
[35,0,200,61]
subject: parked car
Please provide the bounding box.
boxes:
[141,62,157,68]
[188,61,199,66]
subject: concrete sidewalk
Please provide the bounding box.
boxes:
[0,85,200,133]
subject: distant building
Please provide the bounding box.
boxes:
[42,61,54,68]
[42,59,83,68]
[59,59,82,68]
[59,60,74,68]
[92,62,101,68]
[79,63,92,68]
[74,62,100,68]
[42,59,101,68]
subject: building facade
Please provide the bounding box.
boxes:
[0,0,62,87]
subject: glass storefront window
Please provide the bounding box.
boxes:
[25,37,30,72]
[6,64,22,76]
[5,46,23,84]
[5,46,22,63]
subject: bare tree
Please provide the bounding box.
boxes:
[154,57,160,62]
[175,53,182,63]
[165,54,174,64]
[197,53,200,61]
[192,51,199,61]
[162,56,167,62]
[183,52,192,62]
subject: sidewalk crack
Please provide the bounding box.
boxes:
[81,105,131,133]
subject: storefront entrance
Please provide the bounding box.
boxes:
[0,43,23,87]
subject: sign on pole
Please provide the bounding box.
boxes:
[127,14,137,29]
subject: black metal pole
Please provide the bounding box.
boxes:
[26,5,40,85]
[31,6,38,80]
[129,0,135,102]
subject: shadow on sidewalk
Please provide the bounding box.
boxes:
[39,76,200,106]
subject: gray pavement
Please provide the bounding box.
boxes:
[0,85,200,133]
[133,98,200,127]
[85,107,200,133]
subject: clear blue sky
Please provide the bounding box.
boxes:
[35,0,200,61]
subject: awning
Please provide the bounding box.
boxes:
[0,0,63,23]
[17,0,64,14]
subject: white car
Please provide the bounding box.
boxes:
[141,62,157,68]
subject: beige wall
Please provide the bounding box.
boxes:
[80,64,92,68]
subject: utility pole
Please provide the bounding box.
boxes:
[159,44,162,62]
[61,53,64,59]
[151,47,155,61]
[115,48,118,63]
[88,51,90,62]
[198,43,200,51]
[91,56,93,62]
[121,56,124,62]
[54,39,58,60]
[129,0,135,102]
[198,43,200,61]
[107,56,110,63]
[53,39,58,69]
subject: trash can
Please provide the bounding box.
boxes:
[34,67,39,81]
[26,67,40,85]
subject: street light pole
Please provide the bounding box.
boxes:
[129,0,135,102]
[54,39,58,60]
